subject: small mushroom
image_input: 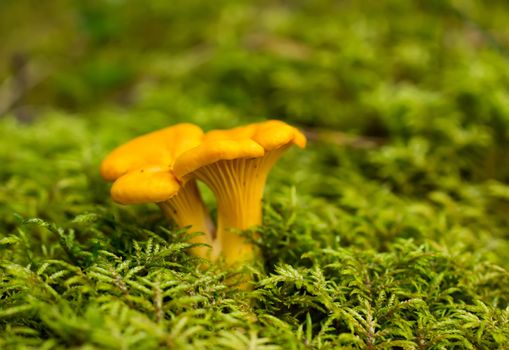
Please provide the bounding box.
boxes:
[173,120,306,265]
[100,124,214,258]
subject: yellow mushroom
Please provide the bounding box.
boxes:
[173,120,306,265]
[100,124,214,259]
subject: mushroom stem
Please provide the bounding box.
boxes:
[158,180,214,259]
[194,148,287,264]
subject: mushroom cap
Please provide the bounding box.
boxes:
[251,120,307,150]
[173,120,306,179]
[173,139,265,178]
[204,120,307,151]
[100,123,204,181]
[111,166,181,204]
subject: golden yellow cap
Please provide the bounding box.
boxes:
[173,139,265,178]
[251,120,307,150]
[100,123,204,181]
[203,120,307,151]
[111,166,181,204]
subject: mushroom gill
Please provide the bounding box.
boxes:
[100,124,214,259]
[173,120,306,265]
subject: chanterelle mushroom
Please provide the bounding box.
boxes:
[173,120,306,265]
[100,124,214,258]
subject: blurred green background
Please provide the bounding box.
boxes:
[2,0,509,348]
[0,0,507,136]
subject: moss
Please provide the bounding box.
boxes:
[1,0,509,348]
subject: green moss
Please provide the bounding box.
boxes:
[1,0,509,348]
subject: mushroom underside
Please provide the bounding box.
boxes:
[158,180,214,259]
[191,147,289,263]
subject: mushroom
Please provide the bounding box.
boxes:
[173,120,306,265]
[100,124,214,258]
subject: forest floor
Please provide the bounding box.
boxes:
[1,1,509,348]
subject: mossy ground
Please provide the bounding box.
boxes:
[1,1,509,349]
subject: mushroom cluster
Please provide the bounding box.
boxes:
[101,120,306,266]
